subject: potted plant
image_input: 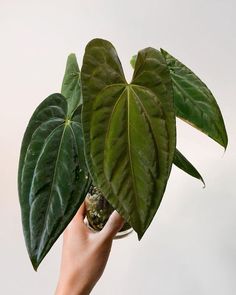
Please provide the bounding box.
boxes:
[18,38,228,270]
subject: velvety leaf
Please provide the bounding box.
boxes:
[174,149,205,185]
[130,54,202,179]
[18,94,90,270]
[61,53,82,113]
[160,49,228,149]
[81,39,176,239]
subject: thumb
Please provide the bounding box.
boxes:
[100,211,125,240]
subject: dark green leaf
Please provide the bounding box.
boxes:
[174,149,205,185]
[130,54,204,181]
[81,39,176,239]
[18,93,90,270]
[160,49,228,149]
[61,53,82,114]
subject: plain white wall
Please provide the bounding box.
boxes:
[1,0,235,294]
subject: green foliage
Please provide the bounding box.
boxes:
[18,56,91,270]
[61,53,82,113]
[160,49,228,149]
[174,149,205,186]
[130,54,205,183]
[18,39,228,269]
[81,39,176,238]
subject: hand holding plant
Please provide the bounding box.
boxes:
[55,202,124,295]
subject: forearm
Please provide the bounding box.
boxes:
[55,204,124,295]
[55,274,93,295]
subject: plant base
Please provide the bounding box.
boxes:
[85,185,133,239]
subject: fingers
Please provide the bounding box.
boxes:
[64,202,87,235]
[99,211,125,240]
[77,202,86,220]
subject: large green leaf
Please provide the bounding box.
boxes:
[160,49,228,149]
[18,92,90,270]
[81,39,176,239]
[174,149,204,185]
[130,54,204,182]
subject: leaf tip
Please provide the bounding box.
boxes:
[137,233,143,241]
[217,129,228,151]
[65,53,78,67]
[199,174,205,188]
[137,228,146,241]
[223,137,228,151]
[201,180,206,189]
[160,48,167,57]
[30,256,39,272]
[67,52,76,59]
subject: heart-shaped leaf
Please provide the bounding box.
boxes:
[18,60,90,270]
[130,54,204,182]
[81,39,176,239]
[160,49,228,149]
[174,149,204,185]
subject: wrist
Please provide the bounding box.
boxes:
[55,273,92,295]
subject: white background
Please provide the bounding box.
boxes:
[0,0,235,294]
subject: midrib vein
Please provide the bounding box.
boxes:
[127,86,139,214]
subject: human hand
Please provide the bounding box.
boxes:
[55,202,125,295]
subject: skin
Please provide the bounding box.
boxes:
[55,202,125,295]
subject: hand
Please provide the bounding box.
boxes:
[55,202,125,295]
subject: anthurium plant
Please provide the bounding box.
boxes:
[18,38,228,270]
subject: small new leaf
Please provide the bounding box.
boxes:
[61,53,82,114]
